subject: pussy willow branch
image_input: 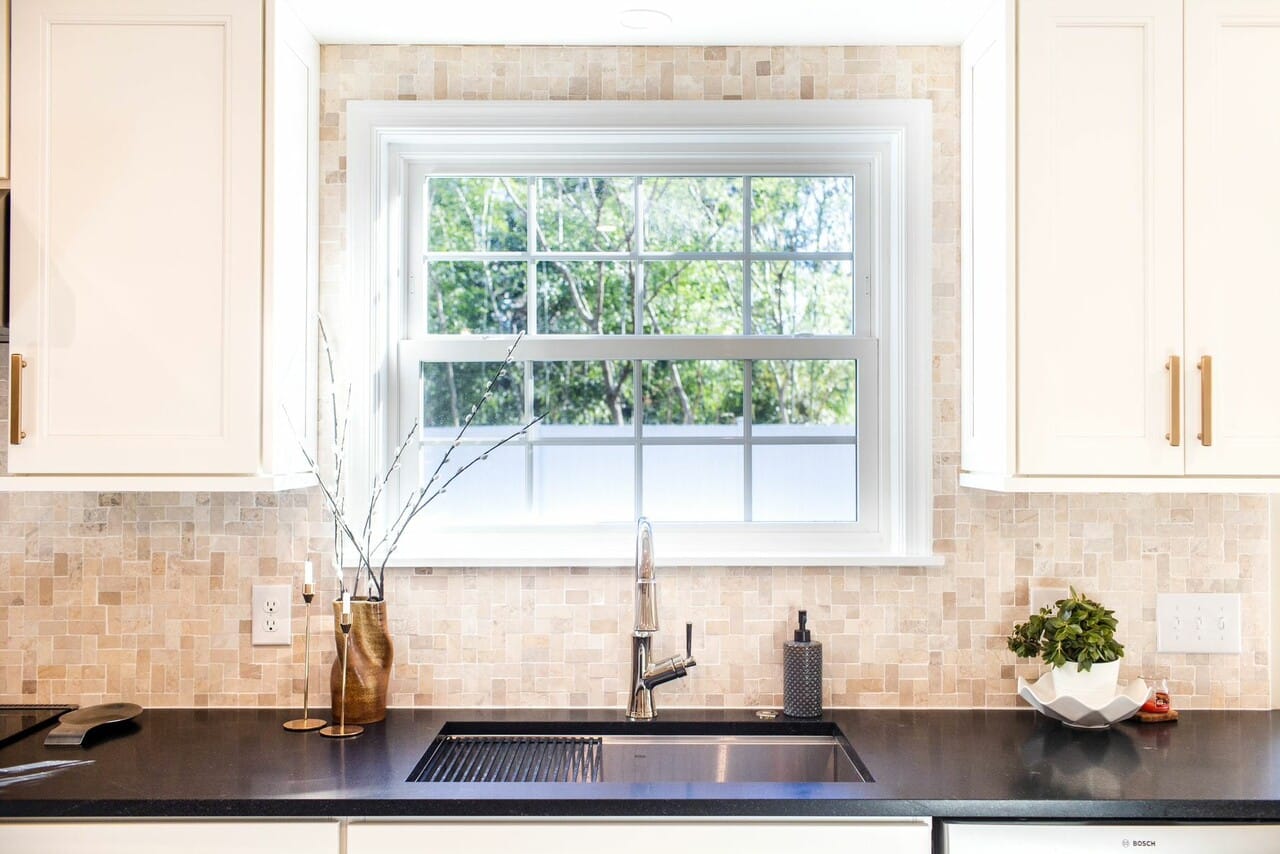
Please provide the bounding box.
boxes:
[361,419,416,548]
[366,337,538,598]
[365,334,527,573]
[374,412,546,593]
[294,434,373,579]
[302,326,537,602]
[317,316,353,592]
[281,383,367,593]
[422,334,524,495]
[360,419,417,588]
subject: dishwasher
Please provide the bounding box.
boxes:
[943,821,1280,852]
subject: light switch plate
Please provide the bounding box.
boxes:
[252,584,292,646]
[1156,593,1241,654]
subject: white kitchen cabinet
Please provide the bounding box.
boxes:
[959,0,1280,491]
[347,820,932,854]
[1,0,9,181]
[5,0,318,485]
[0,821,340,853]
[1183,0,1280,476]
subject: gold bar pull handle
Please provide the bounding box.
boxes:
[9,354,27,445]
[1198,355,1213,446]
[1165,355,1181,447]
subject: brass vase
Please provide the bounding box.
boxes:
[330,597,393,724]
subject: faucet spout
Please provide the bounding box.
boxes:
[627,518,695,720]
[634,516,658,633]
[635,517,655,582]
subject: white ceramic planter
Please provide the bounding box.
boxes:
[1049,660,1120,699]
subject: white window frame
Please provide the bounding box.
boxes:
[346,101,937,567]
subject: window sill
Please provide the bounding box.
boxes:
[373,552,946,568]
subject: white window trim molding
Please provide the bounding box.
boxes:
[344,100,937,568]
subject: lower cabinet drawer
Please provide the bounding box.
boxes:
[0,821,340,854]
[347,819,932,854]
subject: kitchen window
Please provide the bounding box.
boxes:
[347,101,935,566]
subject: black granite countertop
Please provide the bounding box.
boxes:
[0,707,1275,820]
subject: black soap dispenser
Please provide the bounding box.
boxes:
[783,609,823,718]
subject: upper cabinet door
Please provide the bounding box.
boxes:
[1016,0,1184,475]
[1,0,9,180]
[8,0,263,474]
[1184,0,1280,475]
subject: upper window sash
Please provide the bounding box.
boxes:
[404,162,877,340]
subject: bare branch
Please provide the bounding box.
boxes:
[545,259,594,326]
[369,333,528,595]
[289,419,373,583]
[362,419,418,545]
[379,413,546,576]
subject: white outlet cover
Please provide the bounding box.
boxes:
[1156,593,1242,654]
[252,584,292,646]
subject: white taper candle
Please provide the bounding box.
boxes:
[342,591,351,619]
[303,560,314,585]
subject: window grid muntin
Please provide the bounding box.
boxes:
[412,170,866,526]
[632,178,645,521]
[421,174,857,337]
[742,175,754,519]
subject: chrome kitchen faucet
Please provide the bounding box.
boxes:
[627,517,696,720]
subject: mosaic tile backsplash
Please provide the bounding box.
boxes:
[0,45,1272,710]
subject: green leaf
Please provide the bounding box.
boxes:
[1005,588,1124,668]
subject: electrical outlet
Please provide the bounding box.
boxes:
[252,584,291,646]
[1156,593,1241,654]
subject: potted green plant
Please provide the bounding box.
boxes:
[1007,588,1125,698]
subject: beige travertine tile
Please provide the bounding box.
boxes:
[0,45,1270,710]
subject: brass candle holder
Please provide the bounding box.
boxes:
[283,581,326,732]
[320,609,363,739]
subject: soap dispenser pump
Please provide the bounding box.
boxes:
[783,609,823,718]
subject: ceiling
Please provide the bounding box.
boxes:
[291,0,993,46]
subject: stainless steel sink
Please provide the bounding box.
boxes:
[599,733,864,783]
[410,724,869,784]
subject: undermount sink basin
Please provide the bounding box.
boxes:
[598,733,865,783]
[409,721,869,784]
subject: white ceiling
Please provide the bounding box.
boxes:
[292,0,993,47]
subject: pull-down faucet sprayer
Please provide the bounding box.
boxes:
[627,517,696,720]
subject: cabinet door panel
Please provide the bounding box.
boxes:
[347,821,931,854]
[1184,0,1280,475]
[1017,0,1184,475]
[9,0,262,473]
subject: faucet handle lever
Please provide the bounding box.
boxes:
[686,621,693,659]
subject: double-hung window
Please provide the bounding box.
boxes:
[349,102,934,565]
